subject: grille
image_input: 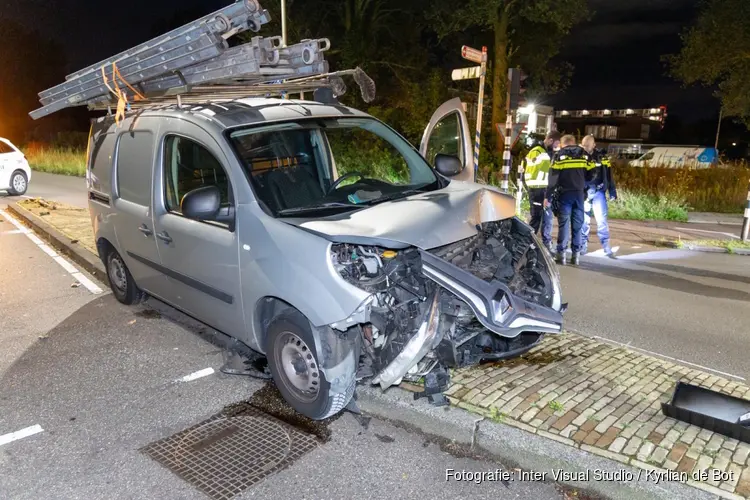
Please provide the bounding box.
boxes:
[142,407,319,500]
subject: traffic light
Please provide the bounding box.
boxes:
[508,68,528,111]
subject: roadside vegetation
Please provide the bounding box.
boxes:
[607,190,689,222]
[676,239,750,252]
[614,163,750,213]
[24,145,86,177]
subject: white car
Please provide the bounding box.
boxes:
[0,138,31,195]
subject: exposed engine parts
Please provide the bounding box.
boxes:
[429,218,555,308]
[329,218,559,397]
[331,244,434,378]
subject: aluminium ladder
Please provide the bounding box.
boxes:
[29,0,373,120]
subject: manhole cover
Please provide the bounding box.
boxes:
[142,407,318,500]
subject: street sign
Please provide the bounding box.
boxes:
[451,66,482,81]
[496,123,526,148]
[461,45,485,64]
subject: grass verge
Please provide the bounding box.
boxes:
[608,190,689,222]
[26,147,86,177]
[17,198,95,253]
[676,239,750,253]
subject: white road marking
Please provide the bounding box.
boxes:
[676,227,740,240]
[688,220,741,226]
[592,335,746,381]
[0,209,103,295]
[177,367,215,383]
[1,229,24,235]
[0,424,44,446]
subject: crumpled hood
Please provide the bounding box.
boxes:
[286,181,516,249]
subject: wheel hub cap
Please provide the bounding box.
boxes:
[12,175,25,192]
[279,332,319,401]
[108,256,127,292]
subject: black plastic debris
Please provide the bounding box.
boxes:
[414,365,450,407]
[220,342,272,379]
[661,381,750,443]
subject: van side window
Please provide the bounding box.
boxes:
[116,131,155,206]
[90,132,116,192]
[163,135,231,213]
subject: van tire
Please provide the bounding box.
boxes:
[266,311,354,420]
[7,170,28,196]
[106,249,145,305]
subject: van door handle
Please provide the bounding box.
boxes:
[156,231,173,244]
[138,224,153,237]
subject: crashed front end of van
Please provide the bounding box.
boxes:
[314,188,565,397]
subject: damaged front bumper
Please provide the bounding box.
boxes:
[329,222,565,393]
[420,249,563,338]
[370,250,563,390]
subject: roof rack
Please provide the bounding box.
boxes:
[29,0,375,120]
[87,68,377,112]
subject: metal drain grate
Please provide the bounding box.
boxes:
[142,407,319,500]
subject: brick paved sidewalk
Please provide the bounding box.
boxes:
[440,333,750,499]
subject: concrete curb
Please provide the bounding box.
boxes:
[5,202,106,281]
[357,385,719,500]
[679,243,750,256]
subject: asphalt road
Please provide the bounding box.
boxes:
[1,171,88,208]
[0,206,563,500]
[562,248,750,382]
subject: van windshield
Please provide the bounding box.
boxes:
[228,118,440,217]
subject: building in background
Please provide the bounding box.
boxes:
[554,107,667,143]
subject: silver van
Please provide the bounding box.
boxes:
[86,96,564,419]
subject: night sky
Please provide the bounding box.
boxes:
[0,0,721,125]
[551,0,717,121]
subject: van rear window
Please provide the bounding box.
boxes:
[116,131,155,206]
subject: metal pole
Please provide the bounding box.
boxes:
[742,179,750,242]
[281,0,288,47]
[500,69,513,192]
[472,47,487,182]
[515,154,523,216]
[714,107,722,150]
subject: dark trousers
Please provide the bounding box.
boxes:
[556,190,585,254]
[528,188,553,245]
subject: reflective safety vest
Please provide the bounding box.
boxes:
[524,145,551,188]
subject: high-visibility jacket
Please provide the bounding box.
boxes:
[523,145,551,188]
[545,146,598,198]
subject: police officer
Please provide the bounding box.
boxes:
[523,131,560,253]
[580,136,618,258]
[544,134,597,266]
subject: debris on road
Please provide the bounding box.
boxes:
[17,198,95,254]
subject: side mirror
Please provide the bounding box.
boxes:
[181,186,221,221]
[434,154,463,177]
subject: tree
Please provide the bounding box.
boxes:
[0,20,69,142]
[668,0,750,128]
[427,0,589,149]
[245,0,443,142]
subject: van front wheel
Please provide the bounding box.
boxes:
[106,249,145,305]
[266,311,354,420]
